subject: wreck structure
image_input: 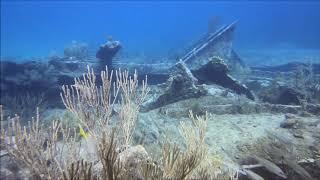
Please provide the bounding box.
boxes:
[114,21,254,100]
[0,21,253,108]
[117,21,246,76]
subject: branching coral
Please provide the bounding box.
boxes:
[97,130,122,180]
[63,160,97,180]
[1,63,150,179]
[293,62,320,103]
[61,66,116,135]
[138,111,211,180]
[116,69,149,147]
[61,66,149,148]
[0,107,79,179]
[1,65,237,180]
[0,91,47,120]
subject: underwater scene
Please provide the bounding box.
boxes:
[1,1,320,180]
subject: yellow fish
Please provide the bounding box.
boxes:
[79,124,89,139]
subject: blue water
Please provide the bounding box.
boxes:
[1,1,320,60]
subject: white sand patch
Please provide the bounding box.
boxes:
[205,113,290,156]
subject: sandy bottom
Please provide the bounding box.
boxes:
[138,110,319,162]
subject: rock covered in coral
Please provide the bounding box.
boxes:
[143,61,206,110]
[119,145,149,168]
[96,38,121,70]
[280,114,299,128]
[192,57,255,100]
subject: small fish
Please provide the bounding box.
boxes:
[244,169,264,180]
[79,124,89,139]
[252,155,287,179]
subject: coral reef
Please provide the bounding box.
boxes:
[1,67,236,179]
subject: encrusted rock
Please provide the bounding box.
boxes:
[119,145,149,168]
[285,113,298,120]
[96,38,121,70]
[280,113,301,128]
[293,132,304,139]
[280,114,298,128]
[143,61,207,110]
[192,58,255,100]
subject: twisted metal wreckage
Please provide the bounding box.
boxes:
[0,21,253,106]
[113,21,245,75]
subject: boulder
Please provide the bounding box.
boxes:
[119,145,149,168]
[280,114,299,128]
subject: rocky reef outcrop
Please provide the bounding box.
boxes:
[192,57,255,100]
[96,38,121,70]
[143,61,206,110]
[142,58,255,111]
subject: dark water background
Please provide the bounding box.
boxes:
[1,1,320,62]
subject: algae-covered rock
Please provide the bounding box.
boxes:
[192,57,255,100]
[143,61,207,110]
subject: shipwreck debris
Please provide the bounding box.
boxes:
[114,21,248,81]
[143,61,206,110]
[192,57,255,100]
[180,21,246,73]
